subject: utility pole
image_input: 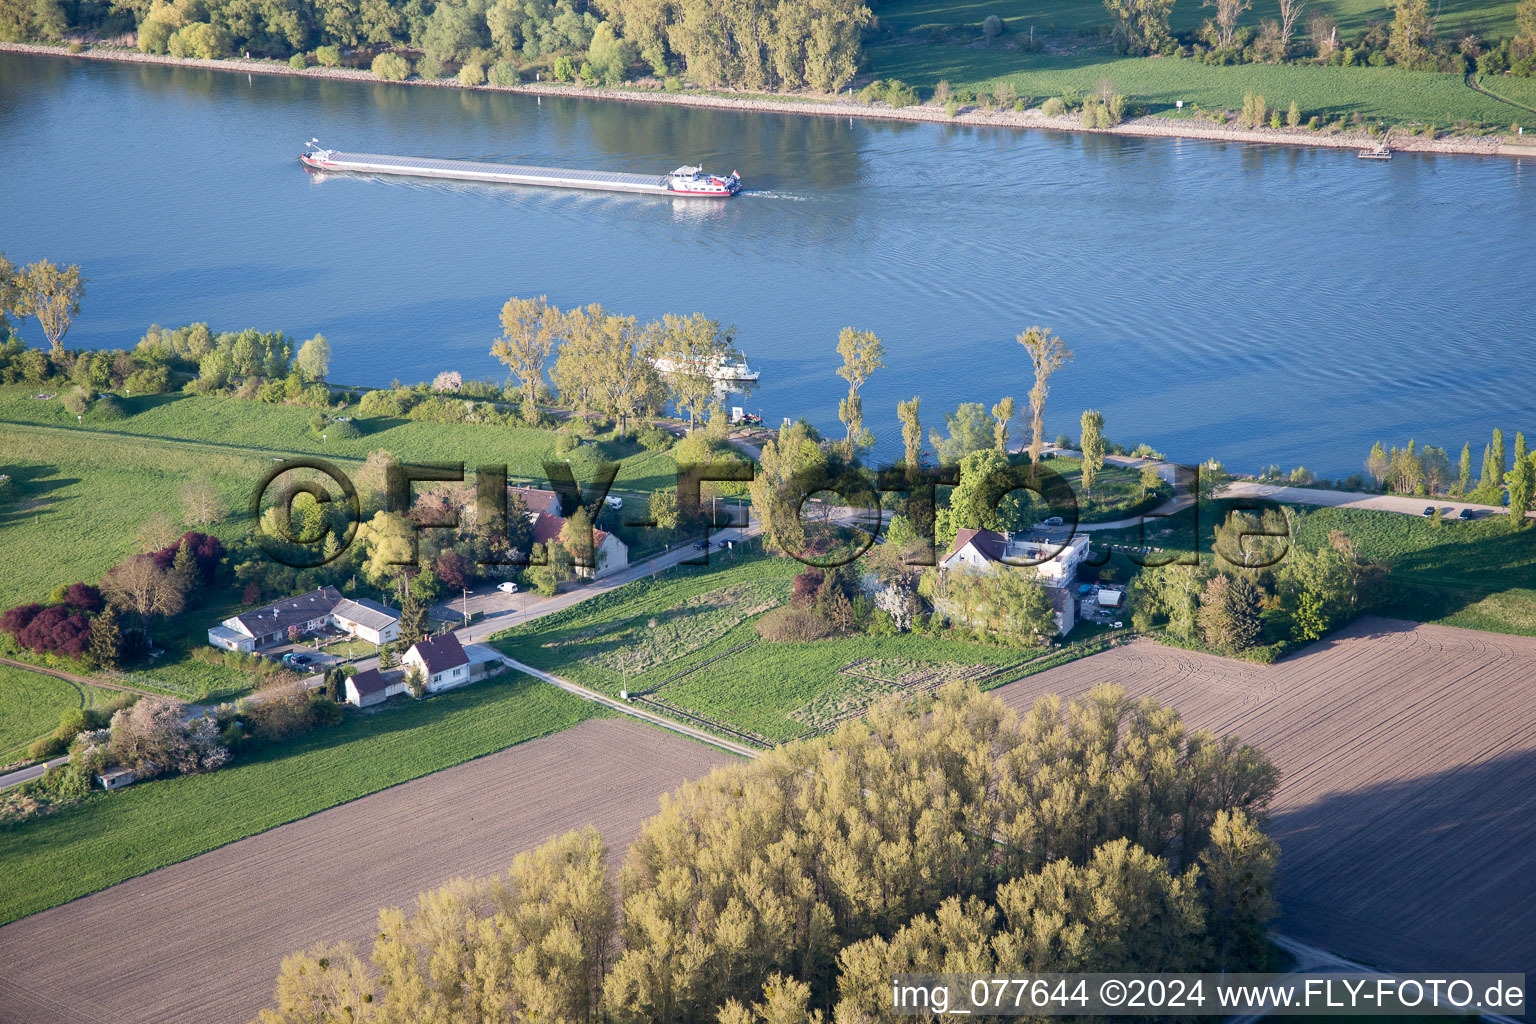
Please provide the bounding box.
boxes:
[462,587,469,627]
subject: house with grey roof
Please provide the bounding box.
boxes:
[207,586,400,653]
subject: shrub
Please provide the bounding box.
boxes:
[124,365,170,394]
[415,55,445,80]
[1042,97,1066,116]
[67,41,85,53]
[490,60,520,86]
[328,417,361,439]
[982,14,1003,39]
[663,75,682,92]
[137,19,173,54]
[372,52,409,80]
[458,62,486,86]
[167,22,230,59]
[1269,110,1283,128]
[756,605,834,641]
[1287,100,1301,126]
[315,45,342,67]
[638,426,673,452]
[62,387,90,416]
[93,394,128,420]
[884,80,919,108]
[289,52,307,70]
[358,386,414,417]
[946,98,960,117]
[28,735,67,761]
[552,55,574,81]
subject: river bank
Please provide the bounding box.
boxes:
[5,40,1533,160]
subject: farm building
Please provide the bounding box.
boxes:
[208,588,400,652]
[403,633,471,694]
[95,767,141,791]
[531,512,629,579]
[344,667,407,707]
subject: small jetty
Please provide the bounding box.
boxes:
[1358,144,1393,160]
[299,141,742,197]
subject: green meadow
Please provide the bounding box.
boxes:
[0,665,123,763]
[0,671,601,925]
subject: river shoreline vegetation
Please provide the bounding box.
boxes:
[2,0,1534,136]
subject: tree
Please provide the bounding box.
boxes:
[1204,0,1252,47]
[1388,0,1434,65]
[586,21,636,85]
[492,295,561,423]
[1457,442,1473,494]
[586,311,663,435]
[1139,462,1162,498]
[1277,0,1305,53]
[990,396,1015,454]
[1080,409,1106,501]
[650,312,739,430]
[929,402,993,465]
[294,334,331,381]
[1507,455,1534,528]
[181,474,227,527]
[1018,326,1072,484]
[1201,810,1281,970]
[1198,573,1263,653]
[0,253,18,333]
[14,259,86,356]
[398,582,429,645]
[1291,589,1328,641]
[102,554,186,622]
[1102,0,1175,52]
[835,326,884,455]
[649,488,681,531]
[255,943,376,1024]
[896,396,922,474]
[1520,0,1536,51]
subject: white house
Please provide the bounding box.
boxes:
[938,529,1090,587]
[329,598,400,645]
[208,587,400,652]
[344,667,407,707]
[937,528,1090,636]
[532,512,630,579]
[403,633,472,694]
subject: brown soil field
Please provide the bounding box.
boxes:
[993,616,1536,978]
[0,718,732,1024]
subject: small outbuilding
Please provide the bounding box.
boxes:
[344,667,407,707]
[96,767,141,791]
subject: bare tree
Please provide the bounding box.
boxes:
[181,475,227,527]
[1309,11,1339,56]
[14,259,86,356]
[1017,327,1073,483]
[135,512,180,552]
[1278,0,1306,54]
[1204,0,1252,47]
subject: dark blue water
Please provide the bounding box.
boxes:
[3,51,1533,476]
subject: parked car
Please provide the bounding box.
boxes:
[1458,508,1475,520]
[692,540,709,550]
[496,581,519,593]
[1422,506,1437,517]
[283,652,312,668]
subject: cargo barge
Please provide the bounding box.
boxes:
[298,140,742,197]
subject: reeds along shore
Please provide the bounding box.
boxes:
[2,40,1531,158]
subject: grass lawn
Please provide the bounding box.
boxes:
[866,41,1532,126]
[0,386,680,493]
[0,671,602,925]
[1293,506,1536,635]
[0,666,123,764]
[492,551,1095,742]
[874,0,1522,45]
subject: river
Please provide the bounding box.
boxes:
[2,51,1533,477]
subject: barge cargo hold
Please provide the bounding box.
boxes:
[298,141,742,197]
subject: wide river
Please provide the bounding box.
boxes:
[3,51,1533,476]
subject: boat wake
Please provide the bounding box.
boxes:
[740,190,806,201]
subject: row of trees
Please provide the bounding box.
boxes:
[1133,510,1388,654]
[1103,0,1536,77]
[1,0,872,92]
[256,684,1282,1022]
[1367,428,1536,522]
